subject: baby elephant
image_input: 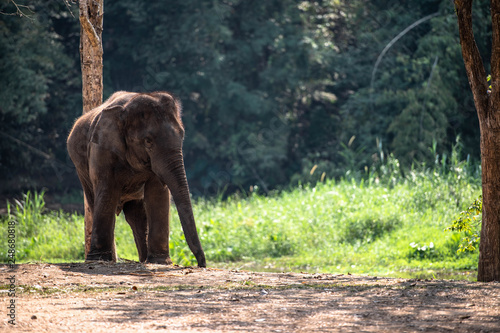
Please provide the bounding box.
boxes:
[67,91,206,267]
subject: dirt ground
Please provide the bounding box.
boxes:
[1,262,499,332]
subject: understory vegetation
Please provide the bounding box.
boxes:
[0,153,481,280]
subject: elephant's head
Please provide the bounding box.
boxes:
[90,92,206,267]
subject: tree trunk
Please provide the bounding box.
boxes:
[79,0,104,113]
[455,0,500,282]
[79,0,108,258]
[479,130,500,281]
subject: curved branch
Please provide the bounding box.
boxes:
[370,12,440,96]
[454,0,489,118]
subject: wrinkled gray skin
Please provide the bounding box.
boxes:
[67,91,206,267]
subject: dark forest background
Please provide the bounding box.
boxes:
[0,0,489,198]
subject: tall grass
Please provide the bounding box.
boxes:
[188,173,479,275]
[0,191,85,262]
[178,145,481,276]
[0,148,481,279]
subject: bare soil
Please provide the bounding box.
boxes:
[1,262,499,332]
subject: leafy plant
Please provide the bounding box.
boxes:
[446,196,482,253]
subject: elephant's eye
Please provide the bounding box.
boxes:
[144,137,153,149]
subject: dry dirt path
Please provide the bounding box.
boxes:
[1,263,499,332]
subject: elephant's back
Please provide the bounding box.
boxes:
[103,91,138,108]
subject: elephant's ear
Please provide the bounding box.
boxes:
[90,105,126,156]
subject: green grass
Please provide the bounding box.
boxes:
[190,172,480,278]
[0,192,85,262]
[0,157,481,280]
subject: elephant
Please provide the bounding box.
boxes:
[67,91,206,267]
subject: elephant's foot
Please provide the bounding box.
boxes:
[86,250,115,262]
[146,254,172,265]
[194,250,207,268]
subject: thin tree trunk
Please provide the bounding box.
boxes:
[79,0,110,259]
[455,0,500,282]
[79,0,104,113]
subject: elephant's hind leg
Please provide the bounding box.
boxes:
[123,200,148,262]
[83,190,94,258]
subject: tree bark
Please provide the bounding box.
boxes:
[455,0,500,282]
[79,0,110,259]
[79,0,104,114]
[480,131,500,281]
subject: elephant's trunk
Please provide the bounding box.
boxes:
[155,153,206,267]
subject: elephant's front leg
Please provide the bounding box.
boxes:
[86,188,120,262]
[144,177,172,264]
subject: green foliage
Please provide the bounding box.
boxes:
[0,1,81,194]
[0,191,85,262]
[336,0,483,170]
[446,196,482,253]
[343,217,400,245]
